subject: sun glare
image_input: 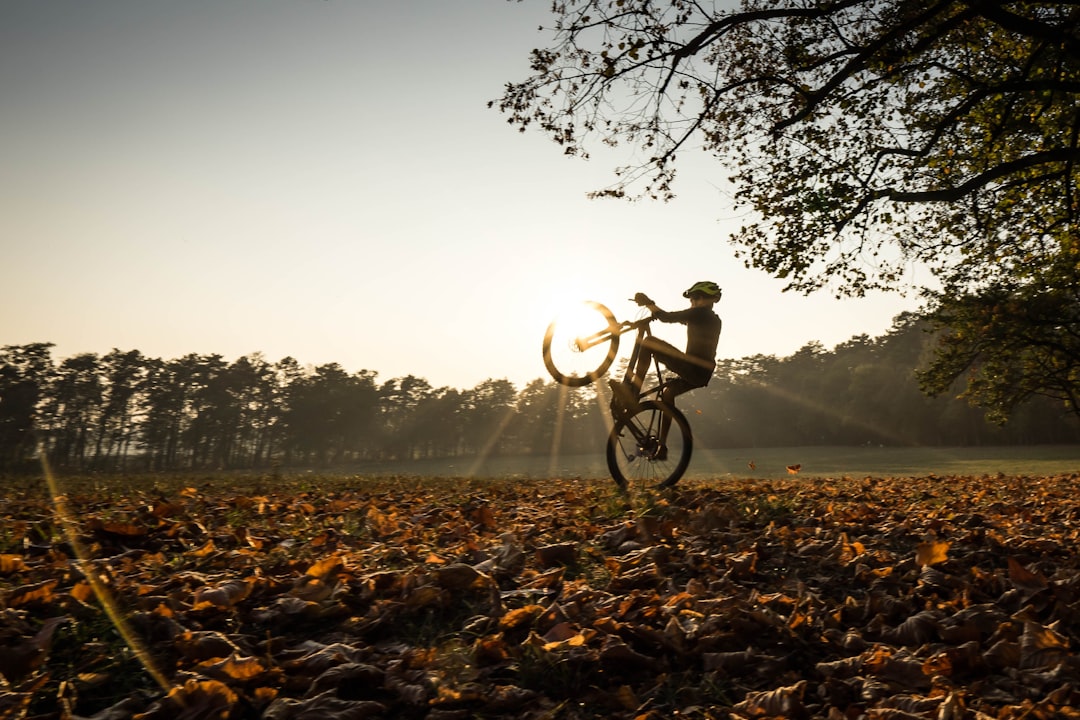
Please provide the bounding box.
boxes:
[527,278,641,345]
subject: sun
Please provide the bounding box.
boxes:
[509,274,662,389]
[525,278,638,333]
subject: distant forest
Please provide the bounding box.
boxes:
[2,313,1077,472]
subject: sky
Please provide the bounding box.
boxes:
[0,1,922,392]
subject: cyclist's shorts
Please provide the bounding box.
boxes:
[647,338,712,387]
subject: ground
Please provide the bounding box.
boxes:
[1,472,1078,718]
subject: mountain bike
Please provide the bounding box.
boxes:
[542,301,693,490]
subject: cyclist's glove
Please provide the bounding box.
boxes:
[632,293,654,307]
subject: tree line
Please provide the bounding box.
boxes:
[2,314,1077,472]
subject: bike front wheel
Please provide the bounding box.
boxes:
[606,400,693,490]
[542,301,620,386]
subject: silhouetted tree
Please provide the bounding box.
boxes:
[407,387,466,459]
[141,356,196,470]
[0,343,54,469]
[507,378,563,455]
[91,349,148,470]
[462,379,518,457]
[40,353,103,469]
[283,363,379,465]
[920,276,1080,424]
[376,375,435,461]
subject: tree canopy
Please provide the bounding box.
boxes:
[918,254,1080,422]
[495,0,1080,297]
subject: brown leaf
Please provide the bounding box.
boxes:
[469,504,498,530]
[876,694,942,715]
[263,690,386,720]
[499,604,544,630]
[865,649,931,690]
[136,679,238,720]
[541,621,580,644]
[150,500,182,518]
[914,540,949,567]
[305,554,343,580]
[472,634,512,665]
[304,663,385,698]
[535,543,577,567]
[937,692,966,720]
[75,696,146,719]
[175,630,242,661]
[365,506,401,538]
[598,635,660,671]
[481,685,538,713]
[194,578,254,609]
[0,692,31,719]
[196,653,270,682]
[725,550,758,577]
[89,518,148,537]
[190,539,217,558]
[0,555,25,575]
[70,581,94,603]
[815,655,864,680]
[1020,620,1070,669]
[875,610,940,646]
[404,585,444,610]
[0,616,67,682]
[6,579,58,608]
[432,563,484,590]
[1007,557,1049,594]
[280,642,368,675]
[520,567,564,589]
[836,533,866,565]
[732,680,806,717]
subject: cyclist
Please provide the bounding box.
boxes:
[609,280,723,416]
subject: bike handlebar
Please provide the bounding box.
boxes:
[619,315,654,332]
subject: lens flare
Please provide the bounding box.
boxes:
[40,446,171,694]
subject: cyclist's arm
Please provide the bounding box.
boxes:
[654,307,696,324]
[632,293,664,317]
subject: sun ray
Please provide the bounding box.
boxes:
[39,446,172,694]
[546,381,572,478]
[733,376,936,448]
[466,402,521,477]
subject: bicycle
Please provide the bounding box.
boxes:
[542,301,693,490]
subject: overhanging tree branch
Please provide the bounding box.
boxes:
[884,147,1080,202]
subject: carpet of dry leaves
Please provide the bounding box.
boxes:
[1,472,1079,719]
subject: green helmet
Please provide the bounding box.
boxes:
[683,280,722,299]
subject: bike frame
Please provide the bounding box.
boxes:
[581,317,675,408]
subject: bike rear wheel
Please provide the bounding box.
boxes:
[606,400,692,490]
[542,301,620,387]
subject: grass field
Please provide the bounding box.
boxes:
[345,444,1080,481]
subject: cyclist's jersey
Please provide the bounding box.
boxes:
[654,306,722,373]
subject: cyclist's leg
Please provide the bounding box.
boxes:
[610,336,677,416]
[657,377,696,444]
[654,353,712,446]
[630,337,681,394]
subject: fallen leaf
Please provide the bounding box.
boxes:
[915,540,949,567]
